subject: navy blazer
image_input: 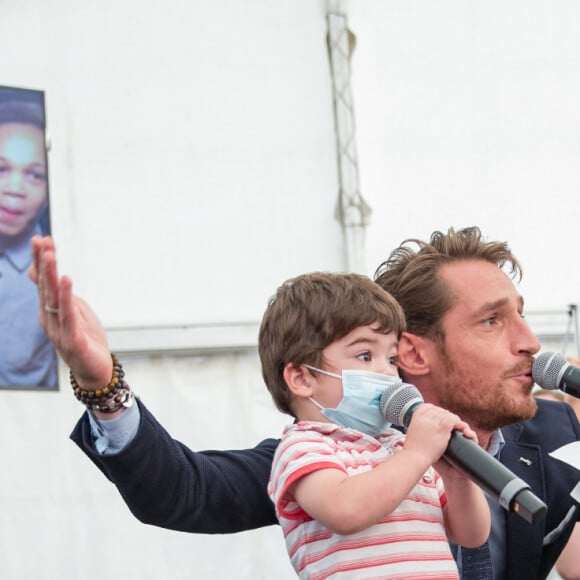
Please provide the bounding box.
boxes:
[501,399,579,580]
[71,397,579,579]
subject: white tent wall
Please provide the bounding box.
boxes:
[0,352,295,579]
[2,0,344,327]
[348,1,580,313]
[0,1,578,579]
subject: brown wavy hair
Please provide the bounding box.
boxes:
[374,226,521,341]
[259,272,406,416]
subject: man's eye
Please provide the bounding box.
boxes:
[357,352,371,362]
[482,316,497,326]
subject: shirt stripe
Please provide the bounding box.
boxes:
[268,421,459,580]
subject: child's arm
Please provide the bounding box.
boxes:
[292,404,471,535]
[437,460,491,548]
[434,434,491,548]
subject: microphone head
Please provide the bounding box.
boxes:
[379,382,424,427]
[532,352,568,390]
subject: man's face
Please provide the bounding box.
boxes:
[425,259,540,431]
[0,123,47,237]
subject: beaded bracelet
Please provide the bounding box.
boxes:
[70,353,133,413]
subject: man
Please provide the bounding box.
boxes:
[374,227,580,579]
[30,227,579,579]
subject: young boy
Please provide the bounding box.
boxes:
[260,272,490,580]
[0,99,57,389]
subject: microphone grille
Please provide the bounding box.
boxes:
[532,352,567,390]
[379,382,424,427]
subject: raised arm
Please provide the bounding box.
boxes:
[29,235,115,408]
[72,399,279,532]
[30,235,280,533]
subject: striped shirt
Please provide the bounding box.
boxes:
[268,421,459,580]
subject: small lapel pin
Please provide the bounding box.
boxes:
[519,457,532,466]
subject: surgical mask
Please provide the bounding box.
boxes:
[305,365,402,437]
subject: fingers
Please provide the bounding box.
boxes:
[412,403,460,429]
[30,236,62,327]
[408,404,477,447]
[453,420,479,445]
[56,274,74,332]
[29,236,42,283]
[41,245,60,312]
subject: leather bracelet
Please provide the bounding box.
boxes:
[70,353,134,413]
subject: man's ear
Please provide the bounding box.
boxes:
[283,363,315,397]
[397,332,432,376]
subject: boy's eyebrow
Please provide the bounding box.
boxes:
[345,337,374,347]
[344,335,398,349]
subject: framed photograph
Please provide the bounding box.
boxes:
[0,85,58,390]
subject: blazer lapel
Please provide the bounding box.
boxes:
[500,432,546,579]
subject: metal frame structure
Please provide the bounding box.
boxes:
[326,6,371,273]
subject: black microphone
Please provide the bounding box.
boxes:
[379,382,547,524]
[532,352,580,398]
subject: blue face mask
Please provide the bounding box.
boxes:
[305,365,401,437]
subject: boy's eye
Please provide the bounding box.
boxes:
[388,355,399,365]
[25,169,46,183]
[357,352,371,362]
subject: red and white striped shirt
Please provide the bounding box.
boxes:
[268,421,459,580]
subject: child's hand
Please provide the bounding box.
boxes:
[452,419,479,445]
[402,403,466,465]
[432,417,480,485]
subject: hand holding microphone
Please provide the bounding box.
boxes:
[398,401,479,468]
[379,382,547,524]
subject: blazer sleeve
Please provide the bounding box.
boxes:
[70,398,280,534]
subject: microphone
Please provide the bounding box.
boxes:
[379,382,547,524]
[532,352,580,398]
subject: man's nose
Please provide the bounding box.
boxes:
[513,316,541,355]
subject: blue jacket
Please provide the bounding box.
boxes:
[71,397,579,580]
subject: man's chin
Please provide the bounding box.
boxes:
[455,397,537,431]
[478,399,537,431]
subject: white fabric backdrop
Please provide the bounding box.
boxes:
[1,1,578,577]
[0,352,298,579]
